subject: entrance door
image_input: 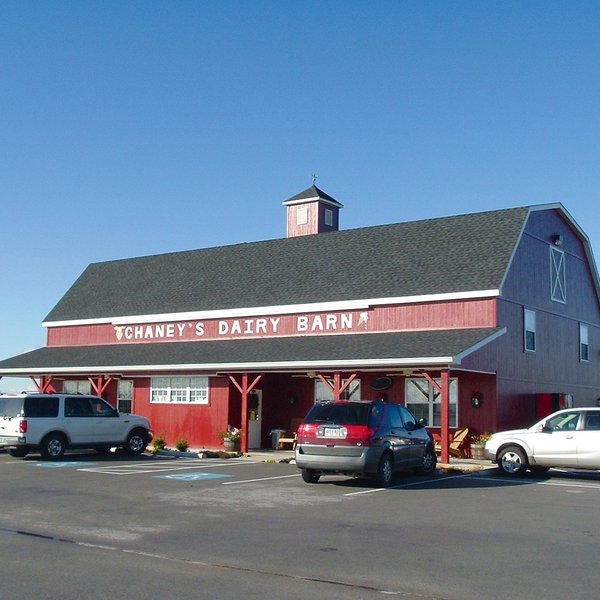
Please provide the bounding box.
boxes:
[248,390,262,449]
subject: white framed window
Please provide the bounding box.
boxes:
[151,376,209,404]
[580,323,589,362]
[64,380,91,395]
[314,378,361,403]
[524,308,536,352]
[550,246,566,303]
[324,208,333,226]
[405,378,458,428]
[296,206,308,225]
[117,380,134,413]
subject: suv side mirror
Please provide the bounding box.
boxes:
[417,418,427,427]
[539,423,552,433]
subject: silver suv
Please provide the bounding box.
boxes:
[0,393,153,459]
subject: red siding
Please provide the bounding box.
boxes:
[133,377,231,449]
[46,299,497,347]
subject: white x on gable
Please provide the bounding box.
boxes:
[550,246,566,303]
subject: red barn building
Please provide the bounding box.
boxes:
[1,186,599,459]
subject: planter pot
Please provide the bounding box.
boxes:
[470,444,485,460]
[223,439,240,452]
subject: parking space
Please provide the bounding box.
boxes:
[3,449,600,600]
[5,449,600,497]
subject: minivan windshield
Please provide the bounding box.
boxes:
[303,402,373,426]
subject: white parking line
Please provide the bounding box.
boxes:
[222,473,302,485]
[472,475,600,490]
[343,470,600,497]
[78,459,261,475]
[343,472,474,496]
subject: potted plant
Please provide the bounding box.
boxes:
[217,426,242,451]
[470,432,492,460]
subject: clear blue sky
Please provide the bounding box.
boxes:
[2,1,600,392]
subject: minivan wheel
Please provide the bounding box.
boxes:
[415,446,437,474]
[125,429,148,455]
[375,453,394,487]
[9,447,29,458]
[40,434,66,460]
[497,445,528,476]
[301,468,320,484]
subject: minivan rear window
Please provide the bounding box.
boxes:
[303,402,373,426]
[24,397,59,418]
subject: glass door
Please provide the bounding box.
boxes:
[248,390,262,449]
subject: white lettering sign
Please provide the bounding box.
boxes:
[115,312,359,342]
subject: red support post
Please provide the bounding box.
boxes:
[316,372,357,401]
[228,374,263,453]
[33,376,56,393]
[422,371,450,464]
[440,370,450,464]
[88,376,112,398]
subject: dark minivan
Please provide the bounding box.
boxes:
[295,400,436,486]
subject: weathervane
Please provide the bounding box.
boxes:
[311,173,318,185]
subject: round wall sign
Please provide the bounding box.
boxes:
[371,376,393,391]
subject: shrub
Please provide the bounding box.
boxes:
[471,432,492,445]
[175,438,189,452]
[152,435,166,453]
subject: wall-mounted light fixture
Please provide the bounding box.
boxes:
[471,392,483,408]
[552,234,563,246]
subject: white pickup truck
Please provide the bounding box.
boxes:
[0,393,153,459]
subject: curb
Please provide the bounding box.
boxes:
[436,462,489,473]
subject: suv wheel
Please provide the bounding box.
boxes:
[375,453,394,487]
[40,433,66,460]
[529,465,550,476]
[125,429,148,455]
[9,447,29,458]
[301,468,320,484]
[415,446,437,474]
[497,445,528,476]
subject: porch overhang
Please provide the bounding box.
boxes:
[0,328,505,376]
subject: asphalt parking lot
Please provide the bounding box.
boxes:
[2,450,600,600]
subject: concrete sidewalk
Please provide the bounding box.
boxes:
[235,448,494,472]
[156,447,494,473]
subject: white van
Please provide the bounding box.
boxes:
[0,393,153,459]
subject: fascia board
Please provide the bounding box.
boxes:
[453,327,506,361]
[282,197,344,208]
[0,356,456,376]
[43,289,500,328]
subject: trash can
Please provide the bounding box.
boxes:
[270,429,286,450]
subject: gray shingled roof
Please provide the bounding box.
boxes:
[283,185,344,206]
[0,328,503,374]
[44,206,530,323]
